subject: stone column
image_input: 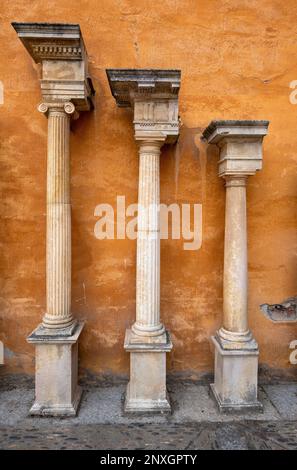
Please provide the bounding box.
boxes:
[222,175,249,339]
[13,23,94,416]
[133,139,165,338]
[202,120,269,412]
[107,69,180,412]
[40,102,75,331]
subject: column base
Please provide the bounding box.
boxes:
[211,335,263,413]
[124,329,172,414]
[29,386,82,417]
[27,321,84,417]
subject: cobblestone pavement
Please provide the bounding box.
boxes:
[1,421,297,450]
[1,375,297,450]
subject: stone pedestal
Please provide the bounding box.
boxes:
[107,69,180,413]
[13,23,94,416]
[210,336,261,412]
[124,330,172,412]
[27,322,83,416]
[202,120,269,412]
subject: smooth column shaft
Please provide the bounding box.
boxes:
[223,176,248,333]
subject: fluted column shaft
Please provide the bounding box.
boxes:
[39,102,75,329]
[219,175,250,342]
[132,140,165,337]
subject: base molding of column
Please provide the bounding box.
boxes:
[124,383,171,414]
[29,386,82,417]
[27,321,84,417]
[211,335,263,413]
[29,320,79,339]
[216,328,258,350]
[124,329,172,414]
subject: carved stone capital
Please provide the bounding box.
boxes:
[137,139,164,154]
[202,120,269,177]
[106,69,181,144]
[224,175,248,187]
[133,100,179,143]
[37,101,79,119]
[12,22,95,112]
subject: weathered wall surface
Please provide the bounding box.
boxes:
[0,0,296,378]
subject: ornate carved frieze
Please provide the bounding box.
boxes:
[31,43,82,61]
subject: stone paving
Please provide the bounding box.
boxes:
[0,375,297,450]
[2,421,297,450]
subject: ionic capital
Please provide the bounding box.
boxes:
[37,101,79,119]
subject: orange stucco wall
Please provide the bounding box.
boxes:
[0,0,297,378]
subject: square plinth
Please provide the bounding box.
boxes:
[211,335,263,413]
[124,329,172,413]
[27,321,84,416]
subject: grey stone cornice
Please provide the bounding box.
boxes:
[106,69,181,107]
[202,120,269,143]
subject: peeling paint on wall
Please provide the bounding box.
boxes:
[260,297,297,322]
